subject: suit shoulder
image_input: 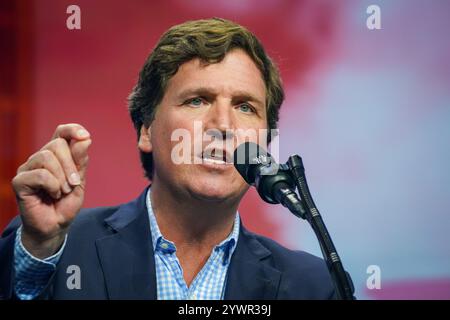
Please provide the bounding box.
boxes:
[251,232,326,270]
[246,231,335,299]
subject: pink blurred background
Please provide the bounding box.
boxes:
[1,0,449,299]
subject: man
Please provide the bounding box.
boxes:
[0,18,334,299]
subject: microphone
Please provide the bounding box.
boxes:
[234,142,355,299]
[233,142,306,219]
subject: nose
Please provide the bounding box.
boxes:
[203,99,235,141]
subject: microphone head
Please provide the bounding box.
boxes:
[233,142,277,185]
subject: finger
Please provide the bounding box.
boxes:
[41,138,80,187]
[51,123,90,141]
[19,150,72,194]
[70,139,92,178]
[12,169,62,200]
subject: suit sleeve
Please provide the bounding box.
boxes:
[0,216,21,299]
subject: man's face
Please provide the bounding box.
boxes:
[139,49,268,203]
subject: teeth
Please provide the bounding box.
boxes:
[203,157,226,165]
[211,149,223,159]
[202,148,228,164]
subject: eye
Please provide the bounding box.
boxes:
[185,97,205,107]
[238,103,255,114]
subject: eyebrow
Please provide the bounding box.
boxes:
[176,87,265,108]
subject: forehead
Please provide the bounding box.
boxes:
[164,49,267,103]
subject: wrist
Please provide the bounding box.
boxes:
[20,228,67,260]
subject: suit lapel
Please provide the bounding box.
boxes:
[95,188,157,299]
[224,225,282,299]
[93,188,282,300]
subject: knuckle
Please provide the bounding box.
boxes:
[51,137,68,150]
[11,174,21,188]
[67,123,81,132]
[39,149,54,161]
[35,169,50,184]
[35,169,46,181]
[17,163,26,174]
[56,124,66,133]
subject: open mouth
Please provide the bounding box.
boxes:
[201,148,231,165]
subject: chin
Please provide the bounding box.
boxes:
[188,179,240,203]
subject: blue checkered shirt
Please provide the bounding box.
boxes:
[14,226,67,300]
[13,189,239,300]
[146,189,240,300]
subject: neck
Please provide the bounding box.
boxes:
[149,179,239,249]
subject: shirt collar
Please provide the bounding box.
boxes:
[146,188,240,264]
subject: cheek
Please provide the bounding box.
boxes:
[159,110,198,138]
[235,123,269,147]
[151,115,197,165]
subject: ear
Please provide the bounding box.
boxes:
[138,124,153,153]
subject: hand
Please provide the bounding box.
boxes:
[12,124,92,259]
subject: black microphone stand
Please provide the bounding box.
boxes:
[285,155,356,300]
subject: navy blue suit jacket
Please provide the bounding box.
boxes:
[0,188,335,300]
